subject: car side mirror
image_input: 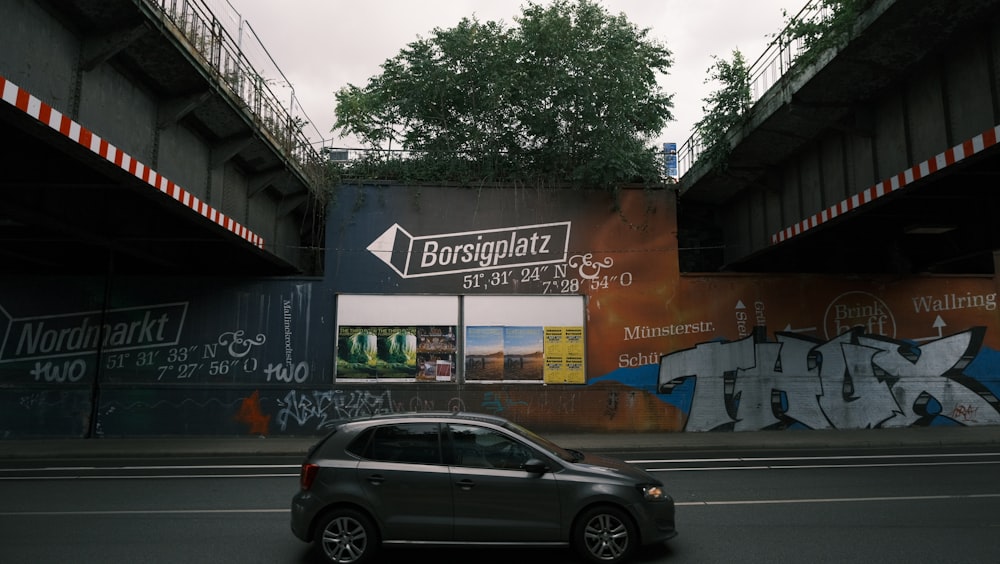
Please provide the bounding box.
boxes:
[522,458,549,474]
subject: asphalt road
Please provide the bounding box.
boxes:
[2,445,999,564]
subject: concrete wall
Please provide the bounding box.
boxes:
[1,0,78,113]
[2,2,999,438]
[78,64,159,168]
[3,184,998,438]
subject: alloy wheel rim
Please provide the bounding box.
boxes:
[321,516,368,563]
[584,513,629,561]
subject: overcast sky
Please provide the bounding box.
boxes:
[227,0,807,151]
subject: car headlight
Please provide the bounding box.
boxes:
[638,484,666,500]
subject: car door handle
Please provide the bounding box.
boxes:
[455,479,475,491]
[366,474,385,486]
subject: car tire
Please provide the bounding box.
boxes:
[573,505,637,564]
[314,508,379,564]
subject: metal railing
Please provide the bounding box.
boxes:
[147,0,324,177]
[676,0,831,178]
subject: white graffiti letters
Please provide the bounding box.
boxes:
[659,327,1000,431]
[277,390,394,431]
[30,359,87,383]
[264,361,309,383]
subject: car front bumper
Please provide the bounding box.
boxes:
[629,497,677,545]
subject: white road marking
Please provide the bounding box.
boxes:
[0,473,298,480]
[676,493,1000,506]
[643,460,1000,472]
[628,452,1000,464]
[0,509,290,516]
[0,464,299,472]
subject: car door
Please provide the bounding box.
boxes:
[446,423,562,542]
[355,422,453,541]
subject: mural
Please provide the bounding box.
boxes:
[1,185,998,437]
[657,327,1000,431]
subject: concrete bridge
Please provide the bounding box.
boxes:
[6,0,998,280]
[0,0,326,276]
[678,0,1000,277]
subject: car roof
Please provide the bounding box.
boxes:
[342,411,511,428]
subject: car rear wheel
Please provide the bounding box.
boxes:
[573,505,637,564]
[314,508,378,564]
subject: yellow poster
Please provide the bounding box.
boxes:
[544,326,585,383]
[543,327,565,382]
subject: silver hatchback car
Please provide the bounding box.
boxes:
[291,412,677,564]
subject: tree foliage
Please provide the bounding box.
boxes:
[332,0,674,190]
[693,50,751,171]
[780,0,874,69]
[690,0,876,172]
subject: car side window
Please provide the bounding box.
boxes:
[362,423,443,465]
[448,424,535,470]
[344,427,374,458]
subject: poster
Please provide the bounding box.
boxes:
[503,326,544,381]
[544,326,585,383]
[416,326,457,382]
[337,325,417,379]
[465,326,504,381]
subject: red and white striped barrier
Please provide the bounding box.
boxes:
[771,125,1000,244]
[0,74,264,249]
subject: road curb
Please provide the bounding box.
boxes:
[1,425,997,460]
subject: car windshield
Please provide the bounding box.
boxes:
[502,420,581,462]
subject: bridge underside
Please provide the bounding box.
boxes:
[679,0,1000,276]
[0,0,322,277]
[0,98,296,276]
[721,146,1000,275]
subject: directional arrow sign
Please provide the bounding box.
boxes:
[367,221,572,279]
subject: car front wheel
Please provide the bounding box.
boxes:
[314,508,378,564]
[573,505,637,564]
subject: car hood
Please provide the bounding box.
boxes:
[570,453,657,483]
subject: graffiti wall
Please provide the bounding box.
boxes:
[322,184,1000,433]
[0,277,334,437]
[651,276,1000,431]
[1,184,998,437]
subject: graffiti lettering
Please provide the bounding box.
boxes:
[409,396,435,411]
[951,404,980,422]
[605,389,619,419]
[264,361,309,383]
[659,327,1000,431]
[447,397,467,412]
[19,393,44,410]
[276,390,395,431]
[30,359,86,383]
[277,390,335,431]
[481,391,528,414]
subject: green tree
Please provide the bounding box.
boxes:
[693,49,751,171]
[780,0,874,70]
[333,0,674,190]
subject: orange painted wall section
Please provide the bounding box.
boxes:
[570,189,1000,432]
